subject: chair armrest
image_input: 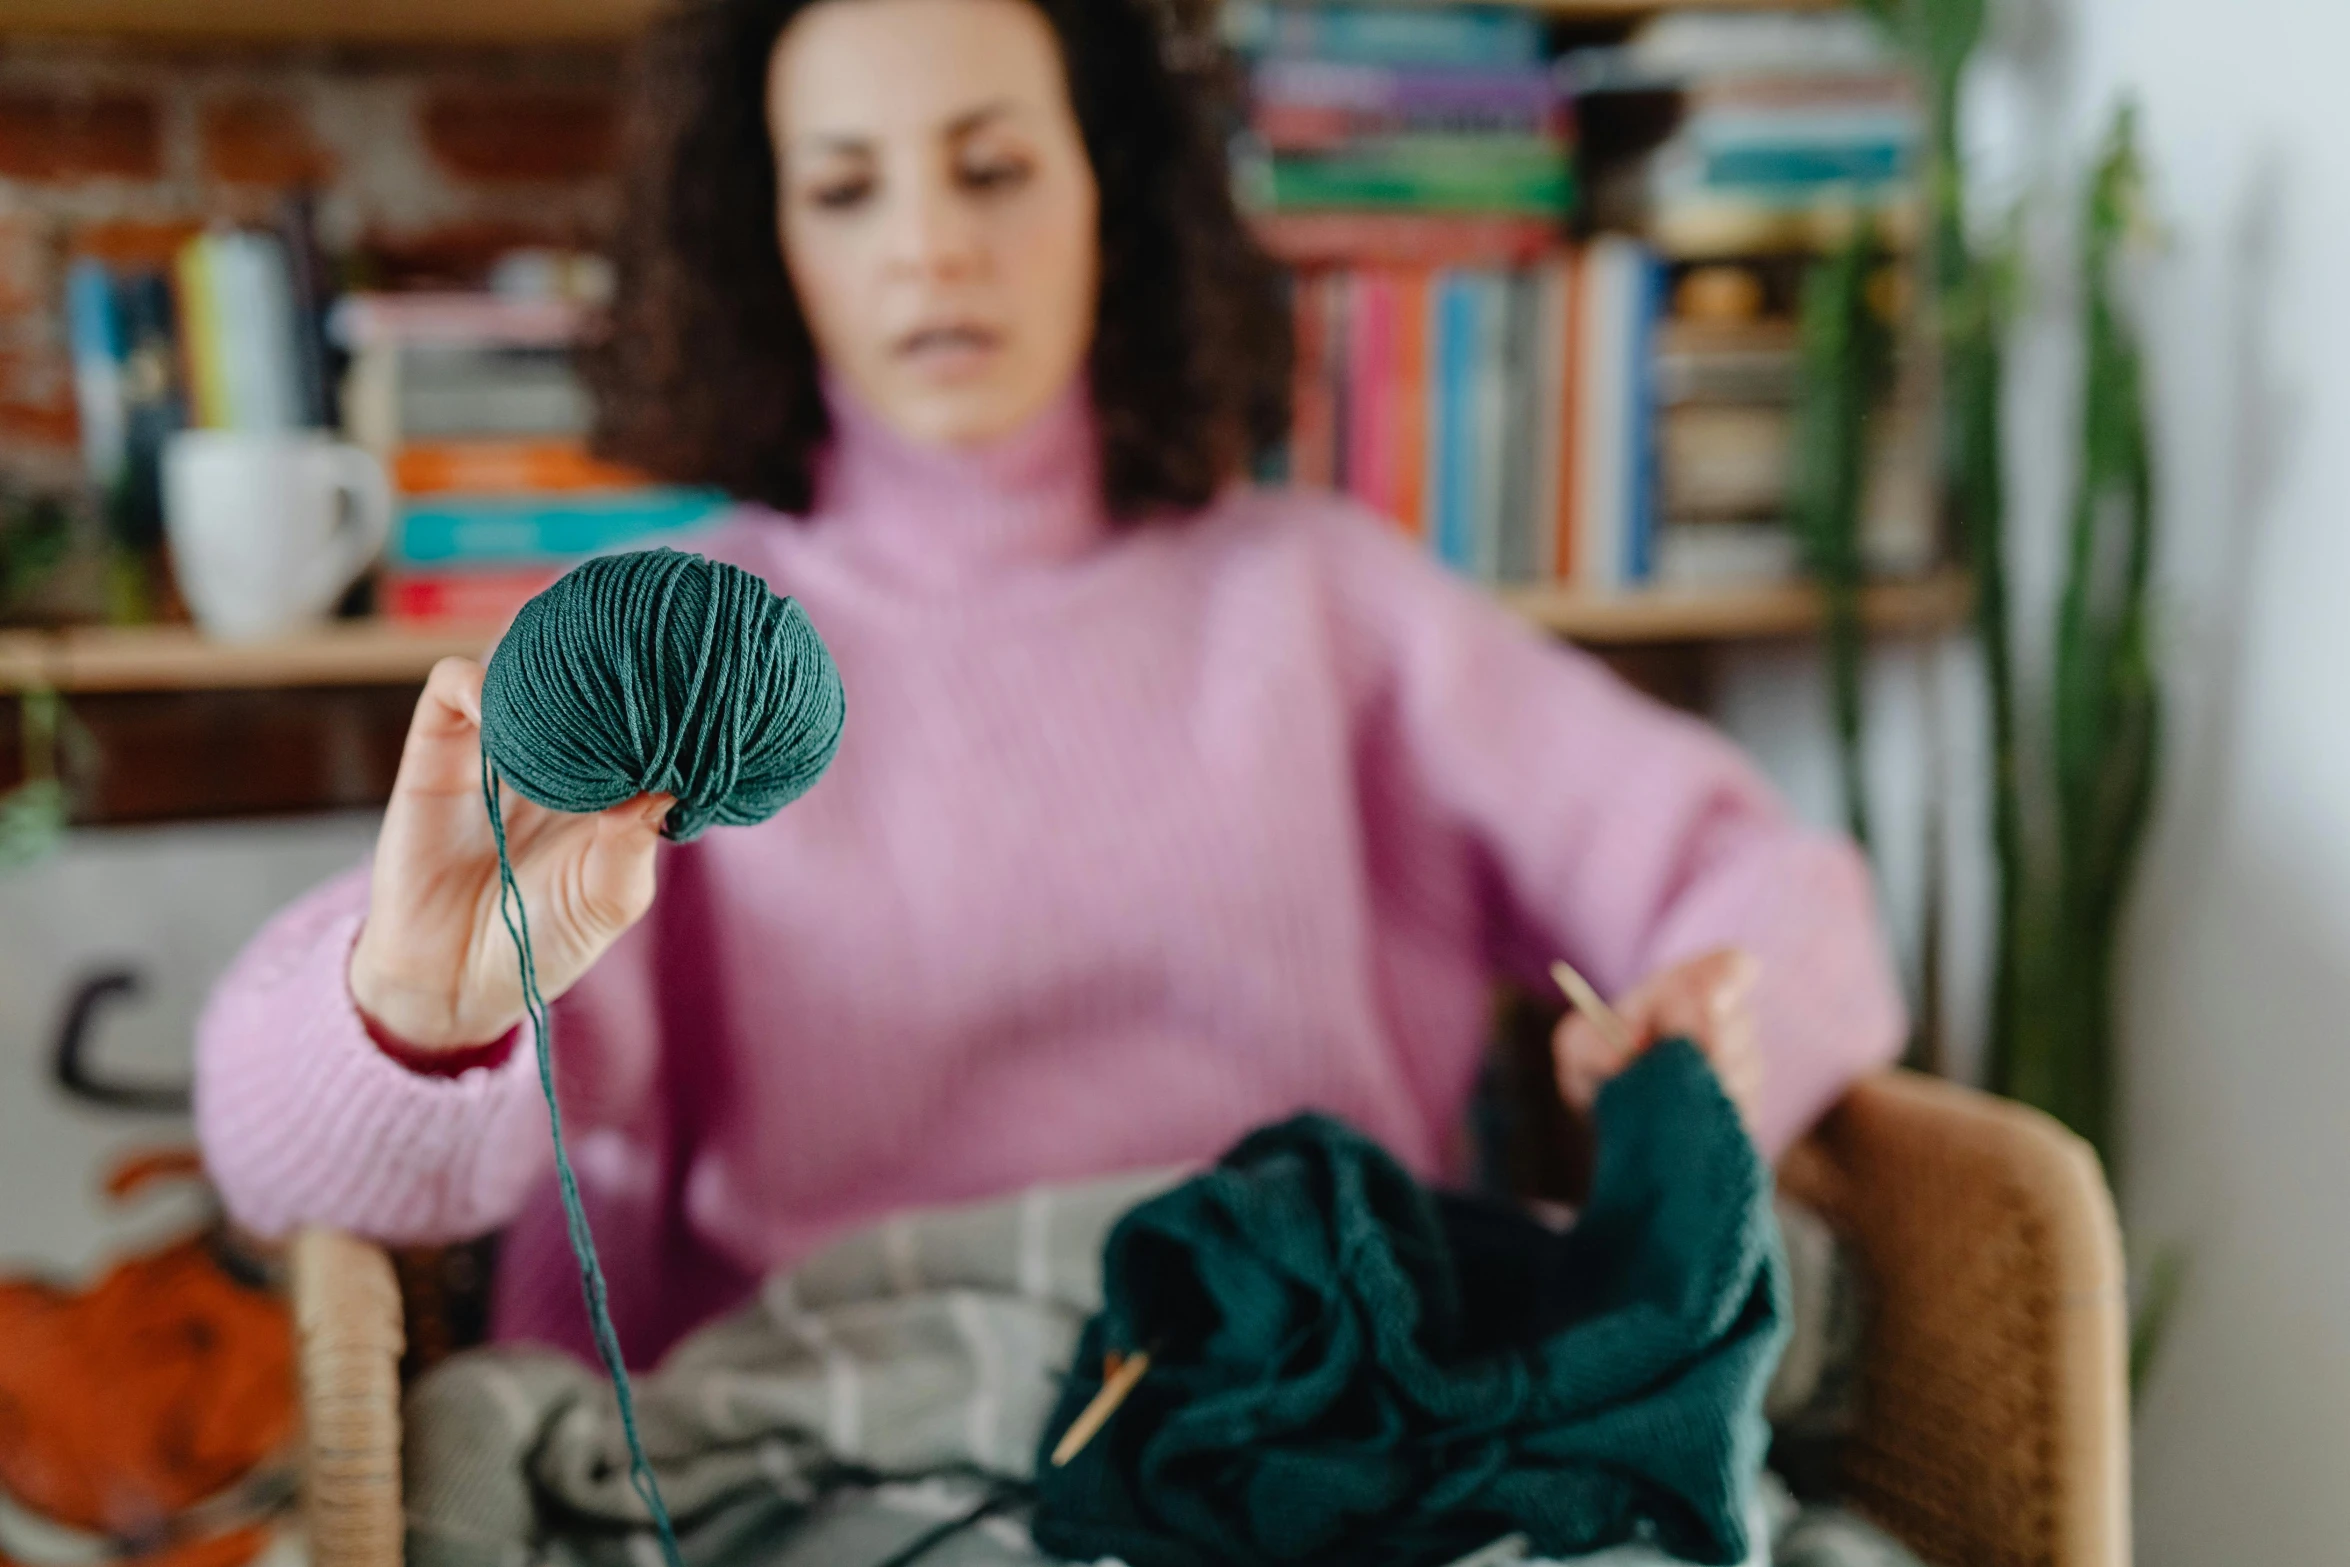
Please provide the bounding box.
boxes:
[1779,1071,2131,1567]
[290,1228,405,1567]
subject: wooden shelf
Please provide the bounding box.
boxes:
[0,620,496,694]
[4,0,1835,45]
[0,572,1968,694]
[1499,568,1973,644]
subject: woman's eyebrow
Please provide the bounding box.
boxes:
[942,99,1022,138]
[792,99,1020,157]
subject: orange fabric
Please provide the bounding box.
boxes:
[0,1158,291,1562]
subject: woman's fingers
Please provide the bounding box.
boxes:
[574,793,673,936]
[391,658,490,799]
[1550,948,1763,1123]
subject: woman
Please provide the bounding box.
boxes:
[195,0,1902,1367]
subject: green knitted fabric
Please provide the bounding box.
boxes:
[1031,1040,1788,1567]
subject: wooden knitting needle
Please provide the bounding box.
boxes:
[1049,1348,1153,1467]
[1550,959,1634,1055]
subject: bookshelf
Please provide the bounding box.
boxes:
[0,572,1968,694]
[1,0,1837,44]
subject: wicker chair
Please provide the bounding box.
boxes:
[287,1070,2131,1567]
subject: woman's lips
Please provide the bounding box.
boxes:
[894,323,1003,380]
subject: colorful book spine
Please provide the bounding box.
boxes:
[1529,259,1573,583]
[382,566,566,625]
[1342,271,1392,520]
[1273,243,1664,593]
[215,231,304,432]
[1227,2,1547,68]
[1387,268,1431,538]
[1264,141,1572,215]
[1430,272,1478,572]
[64,258,127,492]
[391,489,730,569]
[392,441,651,496]
[1253,211,1562,268]
[1623,249,1664,586]
[173,236,230,431]
[1251,61,1568,149]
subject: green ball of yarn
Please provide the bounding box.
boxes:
[479,547,846,841]
[470,546,845,1567]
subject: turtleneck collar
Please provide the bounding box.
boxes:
[810,374,1111,586]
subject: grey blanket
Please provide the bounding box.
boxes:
[403,1176,1922,1567]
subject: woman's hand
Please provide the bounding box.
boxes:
[1552,949,1762,1131]
[348,657,674,1052]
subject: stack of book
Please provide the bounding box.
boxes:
[1580,10,1922,260]
[331,294,729,625]
[67,207,336,555]
[1565,11,1935,586]
[1233,4,1667,592]
[1231,1,1573,267]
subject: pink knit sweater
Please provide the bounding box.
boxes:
[195,385,1903,1366]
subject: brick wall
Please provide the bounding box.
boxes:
[0,39,627,486]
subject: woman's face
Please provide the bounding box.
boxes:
[769,0,1101,451]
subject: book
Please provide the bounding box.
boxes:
[173,236,230,430]
[1655,519,1801,587]
[65,258,127,493]
[114,272,180,550]
[392,440,651,496]
[1251,60,1568,149]
[1387,268,1432,537]
[1341,270,1394,521]
[1224,3,1548,69]
[1429,272,1479,573]
[1529,258,1574,582]
[1256,139,1573,215]
[1468,271,1511,582]
[1623,251,1663,585]
[1660,403,1793,521]
[327,292,587,350]
[390,489,730,569]
[1656,320,1800,405]
[274,190,338,428]
[213,231,304,432]
[1567,237,1663,591]
[382,565,566,625]
[397,346,591,441]
[1253,211,1562,268]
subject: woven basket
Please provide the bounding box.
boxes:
[291,1070,2130,1567]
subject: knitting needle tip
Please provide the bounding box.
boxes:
[1049,1348,1152,1468]
[1550,959,1634,1055]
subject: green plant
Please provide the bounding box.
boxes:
[0,688,70,874]
[1791,221,1895,854]
[1858,0,2180,1395]
[0,482,72,620]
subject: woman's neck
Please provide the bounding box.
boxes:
[811,378,1111,586]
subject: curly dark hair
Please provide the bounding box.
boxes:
[588,0,1293,520]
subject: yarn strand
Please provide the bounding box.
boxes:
[470,549,847,1567]
[482,753,685,1567]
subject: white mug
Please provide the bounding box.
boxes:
[163,431,393,642]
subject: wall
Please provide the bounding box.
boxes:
[1764,0,2350,1556]
[2023,0,2350,1556]
[0,814,378,1276]
[1694,2,2350,1554]
[0,38,623,487]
